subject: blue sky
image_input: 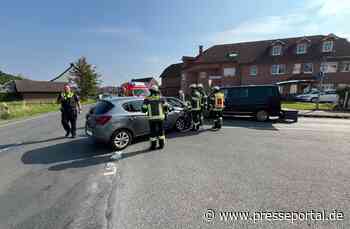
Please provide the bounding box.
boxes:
[1,0,349,86]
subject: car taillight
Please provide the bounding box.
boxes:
[95,115,111,125]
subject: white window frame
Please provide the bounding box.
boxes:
[249,65,258,76]
[223,67,236,77]
[303,63,313,74]
[271,64,286,75]
[296,43,307,54]
[292,63,301,74]
[341,62,350,72]
[272,45,282,56]
[321,62,338,73]
[322,40,334,52]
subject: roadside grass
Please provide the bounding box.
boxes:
[282,101,335,111]
[0,99,95,121]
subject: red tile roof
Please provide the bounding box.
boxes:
[192,35,350,64]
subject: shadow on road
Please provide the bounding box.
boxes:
[21,138,112,167]
[220,116,279,131]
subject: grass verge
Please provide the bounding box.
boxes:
[0,99,95,121]
[282,101,335,111]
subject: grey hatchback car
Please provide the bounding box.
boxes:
[85,96,187,150]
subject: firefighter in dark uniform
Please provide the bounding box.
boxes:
[142,85,169,150]
[189,84,202,131]
[208,86,225,130]
[197,83,207,126]
[57,85,81,138]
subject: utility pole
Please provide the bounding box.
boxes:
[316,56,327,110]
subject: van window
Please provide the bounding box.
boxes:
[94,101,114,115]
[239,88,249,98]
[123,100,144,112]
[227,88,240,99]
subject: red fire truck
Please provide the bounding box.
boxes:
[120,81,150,97]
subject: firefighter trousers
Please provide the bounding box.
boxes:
[149,120,165,142]
[61,109,77,136]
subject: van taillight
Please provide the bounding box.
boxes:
[96,116,111,125]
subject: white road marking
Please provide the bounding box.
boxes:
[103,162,117,176]
[0,148,11,153]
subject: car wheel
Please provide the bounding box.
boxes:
[311,97,318,103]
[110,129,132,151]
[256,110,269,122]
[175,117,186,132]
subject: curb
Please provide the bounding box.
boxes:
[298,114,350,119]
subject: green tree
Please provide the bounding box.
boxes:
[0,71,23,84]
[69,57,102,99]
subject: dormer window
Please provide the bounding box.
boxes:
[296,43,307,54]
[272,45,282,56]
[322,40,334,52]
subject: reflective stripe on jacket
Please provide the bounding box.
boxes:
[213,92,225,111]
[143,95,166,120]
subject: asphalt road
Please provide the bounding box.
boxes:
[0,110,350,229]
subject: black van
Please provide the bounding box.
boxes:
[222,85,281,121]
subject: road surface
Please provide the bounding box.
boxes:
[0,110,349,229]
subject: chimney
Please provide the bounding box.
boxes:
[199,45,203,55]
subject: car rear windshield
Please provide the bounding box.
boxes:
[94,101,114,115]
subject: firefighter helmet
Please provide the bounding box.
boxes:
[150,85,160,93]
[197,83,204,89]
[212,86,220,92]
[189,84,197,89]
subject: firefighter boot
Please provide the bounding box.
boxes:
[159,135,166,149]
[150,138,157,150]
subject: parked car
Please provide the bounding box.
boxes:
[222,85,281,122]
[85,96,188,150]
[295,90,338,103]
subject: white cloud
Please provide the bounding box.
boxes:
[209,0,350,44]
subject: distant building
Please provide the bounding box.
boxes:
[98,86,119,95]
[3,79,66,102]
[159,63,183,97]
[173,34,350,95]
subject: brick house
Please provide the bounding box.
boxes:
[179,34,350,95]
[159,63,183,96]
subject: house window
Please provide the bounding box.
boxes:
[341,62,350,72]
[321,62,338,73]
[249,66,258,76]
[223,67,236,77]
[322,40,334,52]
[290,84,298,94]
[272,45,282,56]
[199,72,207,79]
[271,64,286,75]
[303,63,313,73]
[292,64,301,74]
[296,43,307,54]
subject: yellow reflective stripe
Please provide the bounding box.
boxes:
[159,135,165,140]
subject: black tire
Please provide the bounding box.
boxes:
[110,129,132,151]
[256,110,269,122]
[311,97,318,103]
